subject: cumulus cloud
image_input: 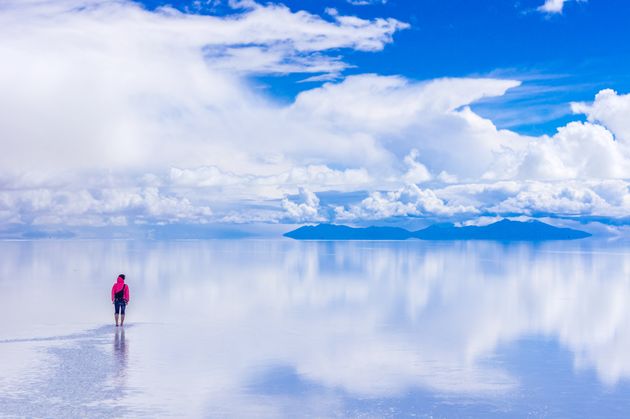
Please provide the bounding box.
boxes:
[336,184,478,220]
[290,75,526,178]
[6,177,626,228]
[290,77,628,185]
[0,187,213,226]
[538,0,567,13]
[335,180,630,223]
[168,164,371,200]
[0,0,629,231]
[0,0,407,175]
[537,0,587,15]
[290,75,521,134]
[448,180,630,219]
[486,121,630,180]
[402,149,432,184]
[572,89,630,144]
[281,187,322,222]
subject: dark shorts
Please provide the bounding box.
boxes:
[114,299,126,315]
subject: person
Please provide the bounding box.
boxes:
[111,274,130,327]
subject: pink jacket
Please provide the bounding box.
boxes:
[111,276,130,302]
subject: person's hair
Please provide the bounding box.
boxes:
[118,274,126,280]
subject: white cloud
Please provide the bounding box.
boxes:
[486,121,630,180]
[445,180,630,219]
[403,149,432,184]
[481,89,630,183]
[291,75,521,134]
[5,177,626,228]
[336,184,478,220]
[538,0,588,15]
[489,182,610,216]
[0,0,628,229]
[346,0,388,6]
[538,0,567,14]
[0,187,213,226]
[168,164,371,200]
[335,180,630,222]
[281,187,322,222]
[290,75,629,187]
[170,167,243,188]
[0,0,407,176]
[290,75,527,179]
[572,89,630,144]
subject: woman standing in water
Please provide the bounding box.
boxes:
[111,274,130,327]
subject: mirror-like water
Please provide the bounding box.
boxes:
[1,239,630,418]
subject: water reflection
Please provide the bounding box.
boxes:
[113,327,128,376]
[0,326,133,417]
[1,239,630,416]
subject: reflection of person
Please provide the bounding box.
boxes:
[114,327,127,365]
[113,327,128,387]
[111,274,130,327]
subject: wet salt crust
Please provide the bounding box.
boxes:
[1,239,629,418]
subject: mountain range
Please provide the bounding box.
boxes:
[284,219,591,241]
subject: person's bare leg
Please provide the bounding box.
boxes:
[120,314,125,326]
[115,314,119,327]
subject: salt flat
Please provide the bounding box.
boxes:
[1,239,630,418]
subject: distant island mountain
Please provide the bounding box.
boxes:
[284,219,591,241]
[285,224,413,240]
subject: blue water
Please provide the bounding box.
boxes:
[1,239,629,418]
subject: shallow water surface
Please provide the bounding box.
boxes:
[1,239,630,417]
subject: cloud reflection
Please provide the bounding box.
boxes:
[1,239,629,416]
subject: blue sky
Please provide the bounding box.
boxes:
[142,0,630,135]
[0,0,629,237]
